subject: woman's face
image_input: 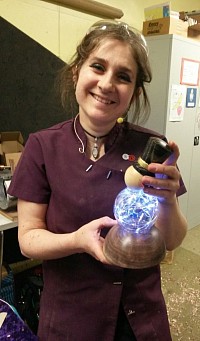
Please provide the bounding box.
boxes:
[75,39,137,127]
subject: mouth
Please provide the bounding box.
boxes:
[91,93,115,105]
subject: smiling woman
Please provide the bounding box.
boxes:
[8,19,187,341]
[75,39,137,135]
[59,20,152,126]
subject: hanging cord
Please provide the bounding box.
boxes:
[73,114,85,154]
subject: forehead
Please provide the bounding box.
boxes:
[88,38,136,69]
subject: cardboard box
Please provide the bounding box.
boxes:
[0,131,24,172]
[188,23,200,41]
[143,17,188,37]
[144,2,170,21]
[179,11,200,23]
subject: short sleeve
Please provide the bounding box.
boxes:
[8,133,51,204]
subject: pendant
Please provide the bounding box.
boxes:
[92,138,99,159]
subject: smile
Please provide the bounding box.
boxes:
[92,94,115,105]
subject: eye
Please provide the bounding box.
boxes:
[118,73,131,83]
[90,63,105,72]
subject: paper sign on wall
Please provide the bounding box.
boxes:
[180,58,200,86]
[169,85,186,121]
[186,88,197,108]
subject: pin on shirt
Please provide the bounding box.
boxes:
[122,154,135,161]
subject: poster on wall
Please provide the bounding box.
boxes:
[169,84,186,121]
[186,88,197,108]
[180,58,200,86]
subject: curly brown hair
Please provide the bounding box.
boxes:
[57,20,152,124]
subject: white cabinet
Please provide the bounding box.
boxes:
[144,34,200,229]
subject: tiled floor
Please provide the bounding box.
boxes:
[161,225,200,340]
[181,224,200,256]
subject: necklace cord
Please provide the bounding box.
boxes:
[82,127,110,139]
[81,128,109,159]
[73,114,85,154]
[73,114,112,159]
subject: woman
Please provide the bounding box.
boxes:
[9,20,187,341]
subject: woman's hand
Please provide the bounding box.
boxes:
[74,216,116,263]
[141,141,187,249]
[141,141,181,204]
[17,200,116,261]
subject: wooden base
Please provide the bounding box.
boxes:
[103,224,166,269]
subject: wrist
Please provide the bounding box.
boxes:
[72,230,84,254]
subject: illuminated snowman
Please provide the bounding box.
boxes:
[103,137,172,269]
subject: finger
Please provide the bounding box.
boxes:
[143,176,180,192]
[96,216,116,232]
[147,163,180,180]
[91,238,110,264]
[164,141,180,166]
[95,250,110,264]
[143,186,176,204]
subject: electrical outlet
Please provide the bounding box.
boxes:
[194,136,199,146]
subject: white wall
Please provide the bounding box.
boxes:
[0,0,144,62]
[0,0,199,62]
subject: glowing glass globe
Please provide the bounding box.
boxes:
[114,187,158,235]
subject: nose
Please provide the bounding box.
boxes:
[98,73,115,93]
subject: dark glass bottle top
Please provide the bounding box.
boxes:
[142,137,172,164]
[133,137,172,177]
